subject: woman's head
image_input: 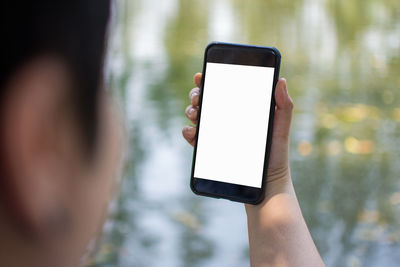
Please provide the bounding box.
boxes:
[0,1,122,266]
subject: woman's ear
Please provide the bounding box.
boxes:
[0,56,82,238]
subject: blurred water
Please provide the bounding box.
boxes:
[91,0,400,266]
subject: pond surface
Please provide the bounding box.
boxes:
[90,0,400,266]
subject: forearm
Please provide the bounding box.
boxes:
[245,172,325,267]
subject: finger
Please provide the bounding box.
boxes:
[190,89,200,107]
[193,73,202,88]
[273,78,294,141]
[189,87,200,102]
[185,105,198,124]
[182,126,197,146]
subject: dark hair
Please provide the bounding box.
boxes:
[0,0,111,150]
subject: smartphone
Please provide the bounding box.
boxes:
[190,42,281,204]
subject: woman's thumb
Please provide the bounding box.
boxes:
[273,78,294,141]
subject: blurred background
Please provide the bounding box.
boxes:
[89,0,400,266]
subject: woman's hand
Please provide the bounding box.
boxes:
[182,72,293,194]
[182,73,324,267]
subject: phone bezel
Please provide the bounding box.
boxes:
[190,42,281,205]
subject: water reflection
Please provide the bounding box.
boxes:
[89,0,400,266]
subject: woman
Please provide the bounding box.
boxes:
[0,0,324,266]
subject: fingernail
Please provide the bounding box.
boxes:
[184,126,193,133]
[282,79,288,95]
[191,91,199,99]
[189,108,195,115]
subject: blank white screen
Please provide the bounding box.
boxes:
[194,62,274,188]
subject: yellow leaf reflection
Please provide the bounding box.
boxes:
[337,104,380,122]
[344,137,374,154]
[393,108,400,122]
[320,114,338,129]
[358,210,380,223]
[342,105,368,122]
[172,212,200,231]
[298,141,312,156]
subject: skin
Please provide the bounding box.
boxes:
[183,73,325,267]
[0,56,123,267]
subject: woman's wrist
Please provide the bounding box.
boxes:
[244,168,301,227]
[245,166,292,209]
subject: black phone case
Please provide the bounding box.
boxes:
[190,42,281,205]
